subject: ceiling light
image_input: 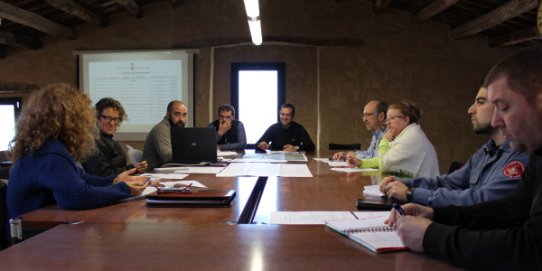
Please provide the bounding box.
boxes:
[243,0,262,45]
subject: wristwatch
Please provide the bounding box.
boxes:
[405,188,414,202]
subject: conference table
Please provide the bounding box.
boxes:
[0,151,462,270]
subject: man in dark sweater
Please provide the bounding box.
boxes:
[387,45,542,270]
[208,104,247,151]
[256,103,315,152]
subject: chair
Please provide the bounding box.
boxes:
[126,145,143,164]
[328,143,361,151]
[1,179,9,250]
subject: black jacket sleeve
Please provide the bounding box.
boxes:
[423,153,542,271]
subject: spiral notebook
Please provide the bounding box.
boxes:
[325,212,406,253]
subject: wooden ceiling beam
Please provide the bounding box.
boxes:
[414,0,458,23]
[114,0,143,18]
[373,0,391,14]
[488,26,542,47]
[0,30,42,50]
[172,36,364,48]
[0,1,75,39]
[44,0,109,27]
[451,0,538,38]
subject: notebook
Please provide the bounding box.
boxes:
[146,189,236,207]
[171,127,217,164]
[325,212,406,253]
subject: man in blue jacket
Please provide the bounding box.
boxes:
[380,86,528,207]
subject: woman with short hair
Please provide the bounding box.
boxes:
[348,101,439,178]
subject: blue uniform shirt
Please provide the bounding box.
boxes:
[403,140,529,207]
[355,128,385,159]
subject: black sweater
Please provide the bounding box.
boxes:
[424,148,542,270]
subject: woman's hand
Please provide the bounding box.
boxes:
[346,152,361,167]
[383,127,397,141]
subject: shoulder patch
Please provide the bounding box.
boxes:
[503,161,525,178]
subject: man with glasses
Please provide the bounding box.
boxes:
[208,104,247,151]
[332,99,387,160]
[143,100,188,170]
[84,97,148,176]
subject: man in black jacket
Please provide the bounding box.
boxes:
[387,45,542,270]
[208,104,247,151]
[256,103,315,152]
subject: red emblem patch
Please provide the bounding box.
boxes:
[503,161,525,178]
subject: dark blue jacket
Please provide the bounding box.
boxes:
[7,139,131,219]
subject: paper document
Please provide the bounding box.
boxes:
[216,163,313,177]
[120,186,157,202]
[327,161,349,167]
[173,167,225,174]
[331,168,378,173]
[325,211,405,253]
[158,180,207,189]
[313,158,329,162]
[142,173,189,180]
[363,184,385,198]
[234,152,308,162]
[270,211,356,225]
[217,151,238,157]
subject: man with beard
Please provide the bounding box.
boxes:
[387,45,542,270]
[379,86,528,207]
[142,100,188,170]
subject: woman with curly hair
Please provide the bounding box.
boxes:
[7,83,148,220]
[83,97,147,176]
[347,101,439,178]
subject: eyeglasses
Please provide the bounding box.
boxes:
[386,115,405,122]
[100,114,120,124]
[363,112,378,118]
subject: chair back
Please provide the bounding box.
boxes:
[0,179,9,250]
[328,143,361,150]
[126,145,143,164]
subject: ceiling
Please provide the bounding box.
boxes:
[0,0,540,58]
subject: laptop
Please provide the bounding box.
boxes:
[171,127,217,164]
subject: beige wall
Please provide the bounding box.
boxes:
[0,0,515,173]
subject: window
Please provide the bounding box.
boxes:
[0,98,21,151]
[231,63,285,148]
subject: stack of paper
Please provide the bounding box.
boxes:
[363,184,385,198]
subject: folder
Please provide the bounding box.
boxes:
[356,197,395,211]
[146,189,236,207]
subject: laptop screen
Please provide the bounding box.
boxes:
[171,127,217,164]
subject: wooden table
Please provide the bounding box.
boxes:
[20,175,260,228]
[253,153,380,223]
[3,152,462,270]
[0,223,461,271]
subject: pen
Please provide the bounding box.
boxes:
[143,177,152,185]
[392,203,406,216]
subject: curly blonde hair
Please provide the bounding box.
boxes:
[9,83,97,163]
